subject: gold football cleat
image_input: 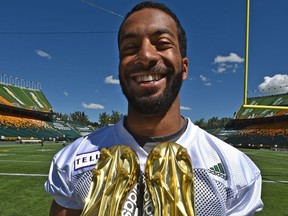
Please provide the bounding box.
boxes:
[81,145,140,216]
[145,142,195,216]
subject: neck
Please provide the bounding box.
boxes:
[125,96,184,137]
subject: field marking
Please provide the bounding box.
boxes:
[0,150,10,152]
[262,180,288,184]
[0,172,287,184]
[0,173,48,177]
[0,154,16,157]
[0,160,50,163]
[37,149,54,152]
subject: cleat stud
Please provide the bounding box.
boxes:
[153,171,161,181]
[92,168,100,176]
[185,172,193,182]
[101,148,111,157]
[152,147,161,158]
[177,147,188,160]
[119,168,128,177]
[181,148,187,154]
[121,148,131,159]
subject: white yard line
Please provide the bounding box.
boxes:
[0,160,50,163]
[0,173,48,177]
[0,173,287,183]
[262,180,288,183]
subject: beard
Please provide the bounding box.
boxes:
[119,65,184,115]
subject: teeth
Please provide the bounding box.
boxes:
[135,74,161,83]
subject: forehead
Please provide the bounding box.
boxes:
[119,8,178,40]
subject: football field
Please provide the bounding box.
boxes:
[0,143,287,215]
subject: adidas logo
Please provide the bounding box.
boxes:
[209,163,227,180]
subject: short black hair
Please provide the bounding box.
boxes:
[118,1,187,57]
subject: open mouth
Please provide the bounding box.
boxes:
[134,74,165,83]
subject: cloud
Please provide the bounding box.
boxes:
[63,92,68,96]
[258,74,288,94]
[35,49,52,59]
[104,75,119,84]
[187,76,194,81]
[204,82,212,86]
[213,53,244,73]
[82,102,104,109]
[214,53,244,63]
[180,106,192,110]
[200,75,208,82]
[200,74,212,86]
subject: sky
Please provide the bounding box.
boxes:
[0,0,288,123]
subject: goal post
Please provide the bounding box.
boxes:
[243,0,288,110]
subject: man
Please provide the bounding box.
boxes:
[45,1,263,215]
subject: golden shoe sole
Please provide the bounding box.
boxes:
[81,145,140,216]
[145,142,195,216]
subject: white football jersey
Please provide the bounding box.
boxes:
[45,117,263,215]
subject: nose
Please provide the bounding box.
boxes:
[134,40,159,68]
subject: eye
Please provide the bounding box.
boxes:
[120,44,139,56]
[155,40,173,51]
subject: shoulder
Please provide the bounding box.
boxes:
[53,119,127,168]
[184,118,260,183]
[185,118,247,160]
[199,125,261,187]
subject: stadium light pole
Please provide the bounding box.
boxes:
[15,77,19,86]
[3,74,9,84]
[9,75,13,85]
[242,0,288,110]
[21,78,24,88]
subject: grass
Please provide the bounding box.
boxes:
[0,143,287,215]
[0,143,63,216]
[241,148,288,216]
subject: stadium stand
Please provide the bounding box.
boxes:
[1,74,286,149]
[223,93,288,148]
[68,122,95,136]
[0,75,95,142]
[0,82,52,113]
[235,93,288,119]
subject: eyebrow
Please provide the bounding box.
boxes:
[119,28,176,44]
[154,28,175,37]
[119,32,137,44]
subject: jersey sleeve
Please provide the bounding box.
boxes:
[44,156,82,209]
[226,153,264,215]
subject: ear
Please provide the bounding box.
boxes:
[182,57,189,80]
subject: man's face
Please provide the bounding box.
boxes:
[118,8,188,114]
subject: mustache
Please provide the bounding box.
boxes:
[125,64,173,75]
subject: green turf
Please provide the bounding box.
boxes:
[0,143,63,216]
[240,148,288,216]
[0,143,287,215]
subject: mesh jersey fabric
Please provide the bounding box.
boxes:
[45,117,263,215]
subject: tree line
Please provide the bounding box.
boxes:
[194,117,232,129]
[54,111,231,130]
[54,110,123,128]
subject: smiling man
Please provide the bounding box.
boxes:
[118,7,187,118]
[45,2,263,216]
